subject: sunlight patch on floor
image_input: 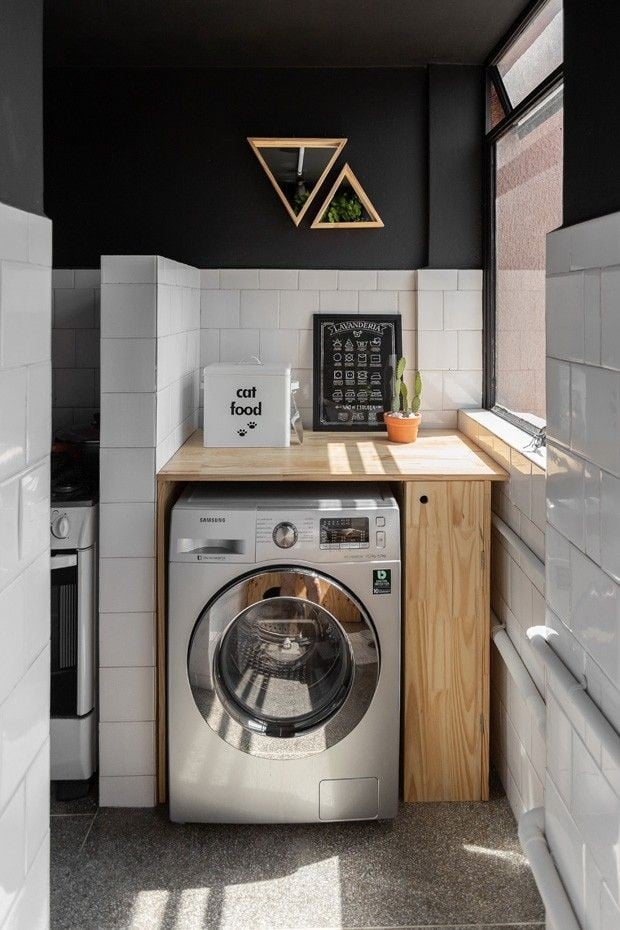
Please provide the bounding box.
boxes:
[173,887,212,930]
[463,842,528,866]
[217,854,343,928]
[129,889,170,929]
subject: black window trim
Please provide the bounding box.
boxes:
[483,0,564,441]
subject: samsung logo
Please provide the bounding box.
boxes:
[200,517,225,523]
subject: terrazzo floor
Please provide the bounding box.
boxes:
[50,779,544,930]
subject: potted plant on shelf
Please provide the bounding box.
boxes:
[384,357,422,443]
[324,189,363,223]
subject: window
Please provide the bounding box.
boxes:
[485,0,563,432]
[496,0,563,107]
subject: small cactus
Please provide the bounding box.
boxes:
[391,356,406,412]
[411,370,422,415]
[390,357,422,417]
[400,380,409,414]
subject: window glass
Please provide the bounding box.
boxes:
[497,0,563,107]
[495,86,563,420]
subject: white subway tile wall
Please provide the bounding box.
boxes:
[544,212,620,926]
[198,268,481,428]
[51,269,101,433]
[459,409,546,821]
[99,255,200,807]
[418,271,482,429]
[0,201,52,930]
[198,268,425,428]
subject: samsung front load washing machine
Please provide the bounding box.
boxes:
[168,483,400,823]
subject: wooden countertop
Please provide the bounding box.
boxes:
[158,429,507,482]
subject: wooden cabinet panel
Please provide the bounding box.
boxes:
[156,478,184,804]
[402,480,490,802]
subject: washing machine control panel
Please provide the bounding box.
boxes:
[256,509,398,562]
[171,486,399,564]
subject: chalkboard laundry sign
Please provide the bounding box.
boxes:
[313,314,402,431]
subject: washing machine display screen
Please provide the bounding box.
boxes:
[320,517,369,549]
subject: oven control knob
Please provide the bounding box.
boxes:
[273,522,298,549]
[52,515,70,540]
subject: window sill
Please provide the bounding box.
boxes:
[458,409,546,472]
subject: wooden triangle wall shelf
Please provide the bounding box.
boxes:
[311,163,384,229]
[248,137,347,226]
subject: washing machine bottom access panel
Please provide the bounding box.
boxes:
[169,754,395,825]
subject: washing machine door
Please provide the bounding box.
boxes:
[187,567,379,759]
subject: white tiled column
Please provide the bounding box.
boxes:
[99,255,200,807]
[543,213,620,929]
[0,201,52,930]
[417,269,483,428]
[155,258,201,470]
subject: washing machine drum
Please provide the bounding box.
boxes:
[187,567,379,759]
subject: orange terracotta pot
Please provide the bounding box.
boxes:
[384,412,421,443]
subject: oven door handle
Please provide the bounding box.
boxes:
[51,553,78,570]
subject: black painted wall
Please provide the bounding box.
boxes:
[0,0,44,214]
[563,2,620,226]
[45,66,483,269]
[45,68,426,269]
[428,65,483,268]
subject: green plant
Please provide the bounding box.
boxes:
[324,190,363,223]
[410,370,422,415]
[390,357,422,416]
[391,357,406,412]
[293,189,310,214]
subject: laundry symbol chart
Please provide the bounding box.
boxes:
[313,314,402,431]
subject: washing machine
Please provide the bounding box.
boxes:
[168,482,400,823]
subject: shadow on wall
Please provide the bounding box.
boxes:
[51,269,101,434]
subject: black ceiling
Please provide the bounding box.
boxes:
[44,0,528,68]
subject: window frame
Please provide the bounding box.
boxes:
[483,0,564,438]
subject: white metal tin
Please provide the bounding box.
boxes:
[203,362,291,447]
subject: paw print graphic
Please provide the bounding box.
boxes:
[237,428,247,437]
[247,421,257,429]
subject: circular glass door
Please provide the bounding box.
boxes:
[215,596,353,737]
[187,567,379,759]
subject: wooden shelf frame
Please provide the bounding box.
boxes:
[311,163,384,229]
[248,136,347,226]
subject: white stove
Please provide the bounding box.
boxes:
[50,499,98,782]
